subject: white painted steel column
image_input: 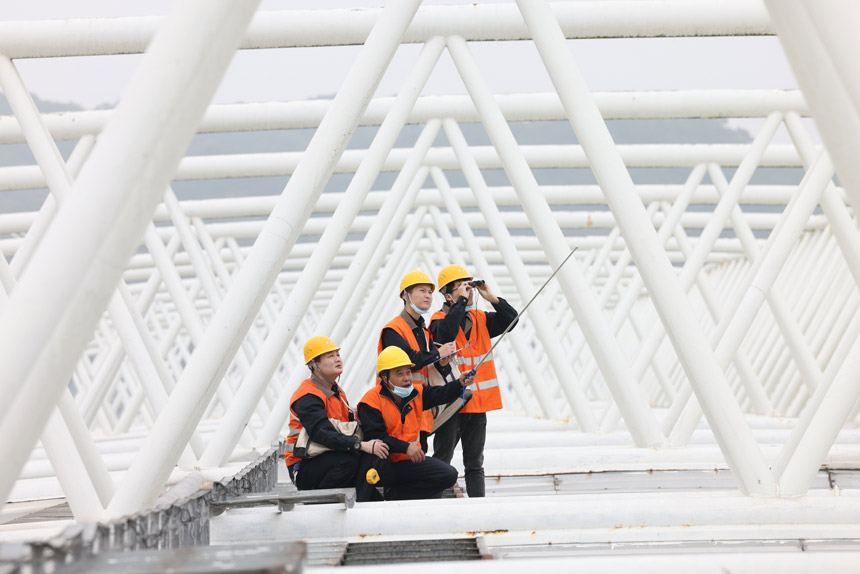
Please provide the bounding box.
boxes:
[710,165,823,394]
[430,166,559,421]
[342,208,428,398]
[195,222,277,384]
[162,191,253,413]
[786,113,860,292]
[439,123,591,425]
[163,190,227,314]
[56,391,115,494]
[447,35,664,448]
[776,308,860,494]
[636,115,783,433]
[803,280,855,410]
[774,263,839,413]
[769,132,860,490]
[255,132,437,445]
[423,220,453,274]
[670,150,836,446]
[9,137,95,276]
[40,405,105,521]
[340,202,428,393]
[427,201,541,417]
[671,219,772,418]
[516,0,775,493]
[193,219,276,419]
[0,252,115,516]
[0,2,775,57]
[0,0,259,509]
[597,168,710,430]
[765,0,860,210]
[0,55,76,273]
[559,227,622,372]
[200,38,444,466]
[105,1,421,516]
[0,253,11,310]
[581,204,661,395]
[79,234,182,426]
[166,197,264,384]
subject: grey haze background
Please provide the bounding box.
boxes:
[0,1,807,221]
[0,92,803,217]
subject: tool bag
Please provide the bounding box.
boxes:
[293,419,363,459]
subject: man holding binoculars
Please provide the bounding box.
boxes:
[429,265,518,497]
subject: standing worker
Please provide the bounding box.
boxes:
[357,346,473,501]
[379,271,457,444]
[429,265,518,497]
[284,335,388,491]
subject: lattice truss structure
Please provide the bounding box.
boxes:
[1,0,860,537]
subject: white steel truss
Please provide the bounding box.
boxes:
[1,0,859,561]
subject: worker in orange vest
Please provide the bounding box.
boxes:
[357,346,473,501]
[378,270,457,447]
[429,265,518,497]
[284,335,388,491]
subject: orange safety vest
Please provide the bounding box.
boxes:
[379,314,434,433]
[378,315,431,386]
[430,308,502,414]
[359,383,426,462]
[284,378,354,467]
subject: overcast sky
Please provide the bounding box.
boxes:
[2,0,803,140]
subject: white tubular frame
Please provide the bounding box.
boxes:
[3,0,860,530]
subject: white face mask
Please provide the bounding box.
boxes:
[409,300,432,315]
[392,384,414,398]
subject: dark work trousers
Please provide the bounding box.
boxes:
[432,412,487,497]
[294,450,360,491]
[356,453,457,502]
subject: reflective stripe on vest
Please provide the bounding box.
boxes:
[431,308,503,413]
[467,377,499,391]
[378,315,431,386]
[359,383,425,463]
[463,351,494,368]
[284,379,352,467]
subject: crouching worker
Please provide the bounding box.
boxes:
[357,346,474,501]
[284,335,388,491]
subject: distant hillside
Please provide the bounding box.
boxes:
[1,94,802,213]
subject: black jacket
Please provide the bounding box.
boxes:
[429,296,518,343]
[290,375,359,452]
[358,380,465,455]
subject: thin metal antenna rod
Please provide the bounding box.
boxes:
[469,247,578,375]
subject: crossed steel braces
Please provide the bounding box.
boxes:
[0,0,858,533]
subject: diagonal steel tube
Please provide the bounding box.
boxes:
[517,0,776,493]
[105,1,422,517]
[200,38,445,467]
[0,0,260,510]
[431,167,560,421]
[448,34,664,448]
[440,122,592,425]
[254,136,438,447]
[669,150,836,447]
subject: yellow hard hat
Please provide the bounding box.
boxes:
[304,335,340,364]
[377,346,414,375]
[399,270,435,294]
[437,264,471,292]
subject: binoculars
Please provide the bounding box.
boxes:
[469,279,485,287]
